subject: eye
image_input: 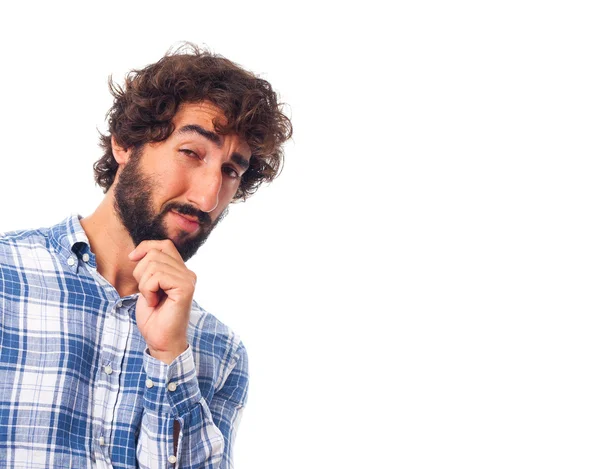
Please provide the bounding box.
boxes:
[223,166,240,180]
[179,148,202,159]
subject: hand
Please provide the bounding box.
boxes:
[129,240,196,364]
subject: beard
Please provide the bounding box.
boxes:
[113,147,228,262]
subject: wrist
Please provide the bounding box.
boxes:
[148,343,189,365]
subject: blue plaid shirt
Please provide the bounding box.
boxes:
[0,215,249,468]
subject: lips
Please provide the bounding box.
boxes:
[171,210,200,233]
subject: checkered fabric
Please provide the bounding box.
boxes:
[0,215,248,468]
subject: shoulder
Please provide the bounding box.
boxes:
[0,225,51,246]
[187,301,248,391]
[0,226,52,267]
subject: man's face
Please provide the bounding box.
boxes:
[113,101,252,261]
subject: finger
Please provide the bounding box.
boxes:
[138,271,172,308]
[138,272,162,308]
[132,252,185,283]
[138,270,190,306]
[129,239,183,262]
[134,259,185,286]
[140,291,161,309]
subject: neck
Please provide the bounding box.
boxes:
[80,188,139,297]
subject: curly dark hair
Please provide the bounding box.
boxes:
[95,43,292,201]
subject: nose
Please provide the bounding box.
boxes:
[188,167,222,213]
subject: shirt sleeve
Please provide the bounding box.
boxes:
[209,342,249,469]
[136,342,249,469]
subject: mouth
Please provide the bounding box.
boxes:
[170,210,201,234]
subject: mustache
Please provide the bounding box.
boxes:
[162,202,212,227]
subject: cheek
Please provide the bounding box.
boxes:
[153,172,187,207]
[219,179,240,203]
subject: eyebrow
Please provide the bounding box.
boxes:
[176,124,251,171]
[177,124,222,146]
[231,153,250,171]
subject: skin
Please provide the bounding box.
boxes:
[81,101,252,365]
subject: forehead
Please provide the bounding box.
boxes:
[172,101,226,130]
[170,101,251,156]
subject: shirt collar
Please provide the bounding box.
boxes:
[49,214,97,272]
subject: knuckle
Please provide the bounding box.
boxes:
[156,239,174,249]
[138,240,151,250]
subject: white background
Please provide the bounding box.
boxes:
[0,1,599,467]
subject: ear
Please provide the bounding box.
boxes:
[111,136,131,165]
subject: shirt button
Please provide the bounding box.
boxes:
[116,300,123,308]
[167,382,177,392]
[98,436,105,446]
[67,257,76,266]
[104,365,113,375]
[168,455,177,464]
[145,379,154,389]
[82,253,90,262]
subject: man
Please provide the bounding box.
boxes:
[0,44,292,469]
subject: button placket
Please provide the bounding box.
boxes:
[92,295,132,462]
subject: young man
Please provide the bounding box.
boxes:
[0,45,292,469]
